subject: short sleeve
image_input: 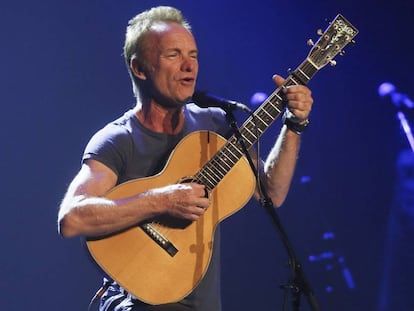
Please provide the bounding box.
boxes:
[82,123,133,177]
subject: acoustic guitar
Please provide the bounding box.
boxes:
[86,14,358,305]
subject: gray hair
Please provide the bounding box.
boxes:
[123,6,192,97]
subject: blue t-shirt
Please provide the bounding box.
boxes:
[83,103,231,311]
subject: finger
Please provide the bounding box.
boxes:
[288,109,309,121]
[190,205,207,216]
[284,85,312,97]
[183,206,206,221]
[285,95,313,109]
[195,197,210,209]
[272,74,285,87]
[187,182,209,198]
[183,182,206,193]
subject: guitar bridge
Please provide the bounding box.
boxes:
[140,223,178,257]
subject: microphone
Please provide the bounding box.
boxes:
[192,90,252,114]
[378,82,414,109]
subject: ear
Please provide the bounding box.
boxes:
[130,58,147,80]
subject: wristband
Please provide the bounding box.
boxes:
[282,110,309,135]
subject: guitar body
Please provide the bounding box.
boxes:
[86,130,256,304]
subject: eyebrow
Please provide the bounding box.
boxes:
[163,47,198,55]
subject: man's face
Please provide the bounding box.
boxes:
[142,22,198,107]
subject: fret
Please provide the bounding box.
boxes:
[266,94,284,112]
[222,145,240,164]
[221,149,238,165]
[255,109,273,127]
[249,118,267,137]
[284,79,299,87]
[254,125,264,135]
[239,131,254,146]
[257,104,280,122]
[289,75,303,86]
[197,170,218,189]
[243,120,258,135]
[258,107,273,120]
[206,161,225,180]
[214,152,233,170]
[228,142,244,158]
[299,60,318,79]
[200,165,221,186]
[196,174,215,190]
[210,157,229,178]
[221,150,237,167]
[297,68,310,82]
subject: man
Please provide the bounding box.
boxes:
[58,6,313,311]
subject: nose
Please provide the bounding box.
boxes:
[181,55,197,72]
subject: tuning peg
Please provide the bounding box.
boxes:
[329,60,337,66]
[339,50,346,56]
[317,29,323,36]
[307,39,315,46]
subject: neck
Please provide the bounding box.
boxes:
[134,100,185,135]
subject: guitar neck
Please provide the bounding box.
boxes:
[194,59,319,191]
[193,13,359,191]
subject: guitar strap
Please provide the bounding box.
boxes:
[87,278,113,311]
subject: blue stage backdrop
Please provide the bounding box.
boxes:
[1,0,413,310]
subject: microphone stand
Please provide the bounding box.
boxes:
[224,108,321,311]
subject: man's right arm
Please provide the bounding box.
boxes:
[58,159,210,238]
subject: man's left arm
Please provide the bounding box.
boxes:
[258,74,313,207]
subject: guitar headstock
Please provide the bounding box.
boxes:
[307,14,358,69]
